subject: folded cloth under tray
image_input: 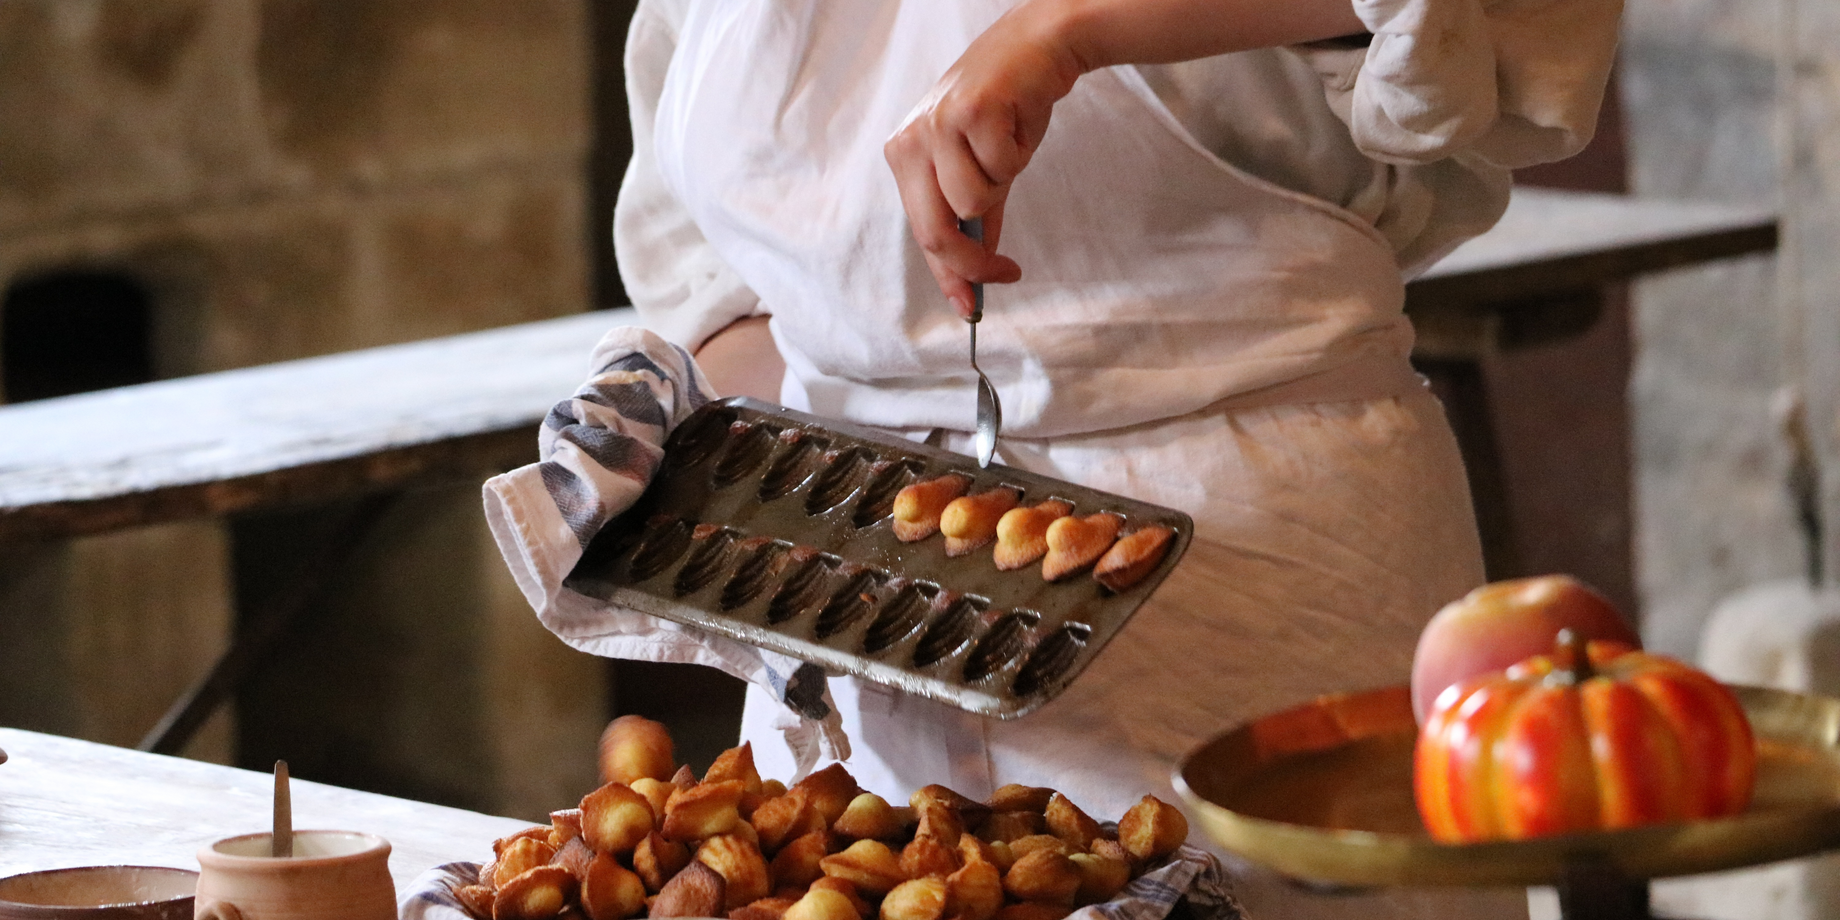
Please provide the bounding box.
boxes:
[482,326,850,776]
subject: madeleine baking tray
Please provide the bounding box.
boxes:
[565,397,1193,719]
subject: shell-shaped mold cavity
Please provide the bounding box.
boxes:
[1013,622,1092,697]
[720,539,788,610]
[814,569,885,639]
[805,447,872,515]
[963,610,1041,682]
[628,517,694,581]
[913,595,989,667]
[759,430,829,502]
[863,581,938,653]
[767,552,836,624]
[852,460,922,528]
[711,422,779,488]
[667,407,739,469]
[674,527,739,596]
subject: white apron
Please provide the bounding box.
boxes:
[655,2,1525,917]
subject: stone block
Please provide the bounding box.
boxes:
[0,0,273,235]
[363,171,590,344]
[256,0,589,188]
[1630,259,1798,659]
[0,520,234,764]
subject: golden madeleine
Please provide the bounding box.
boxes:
[984,785,1055,814]
[1068,853,1130,906]
[1117,796,1187,863]
[579,853,646,920]
[819,839,906,897]
[662,778,746,842]
[580,782,654,856]
[892,475,972,542]
[992,501,1073,571]
[1092,525,1175,592]
[550,836,594,881]
[880,877,949,920]
[783,885,863,920]
[1039,514,1122,582]
[456,884,497,920]
[649,860,726,919]
[899,833,961,880]
[1006,835,1071,862]
[792,763,863,825]
[598,715,675,786]
[810,877,872,917]
[494,865,578,920]
[495,837,557,888]
[753,788,827,853]
[911,801,964,848]
[1001,850,1081,906]
[698,832,772,910]
[632,832,691,893]
[495,826,553,857]
[628,778,676,822]
[944,851,1004,920]
[548,810,583,848]
[1042,795,1100,851]
[1088,838,1128,864]
[769,830,833,890]
[833,793,904,841]
[705,742,764,794]
[940,488,1021,556]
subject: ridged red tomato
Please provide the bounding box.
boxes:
[1414,631,1756,842]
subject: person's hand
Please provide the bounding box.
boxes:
[884,4,1084,318]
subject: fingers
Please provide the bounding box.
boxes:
[884,6,1081,313]
[886,127,1022,316]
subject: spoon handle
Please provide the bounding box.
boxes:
[273,760,293,858]
[958,218,984,324]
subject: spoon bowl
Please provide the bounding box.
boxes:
[971,325,1001,468]
[958,217,1003,467]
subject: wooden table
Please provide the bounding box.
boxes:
[0,727,528,891]
[1405,189,1776,579]
[0,190,1777,754]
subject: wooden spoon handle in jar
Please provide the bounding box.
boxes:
[273,760,292,858]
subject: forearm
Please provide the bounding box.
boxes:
[1016,0,1364,74]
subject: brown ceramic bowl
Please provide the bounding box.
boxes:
[0,866,197,920]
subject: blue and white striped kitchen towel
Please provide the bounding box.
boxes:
[482,325,850,774]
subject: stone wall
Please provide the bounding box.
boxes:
[0,0,606,820]
[1622,0,1840,914]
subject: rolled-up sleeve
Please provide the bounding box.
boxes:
[1294,0,1624,169]
[614,0,765,351]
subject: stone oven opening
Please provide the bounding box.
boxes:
[2,269,157,403]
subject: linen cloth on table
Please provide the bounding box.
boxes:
[481,324,849,774]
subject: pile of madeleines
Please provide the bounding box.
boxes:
[889,475,1172,591]
[456,716,1190,920]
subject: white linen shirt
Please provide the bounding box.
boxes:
[615,0,1621,434]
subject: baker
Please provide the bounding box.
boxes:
[487,0,1621,916]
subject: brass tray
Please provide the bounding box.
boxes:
[1174,684,1840,888]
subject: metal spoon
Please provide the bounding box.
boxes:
[959,217,1002,467]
